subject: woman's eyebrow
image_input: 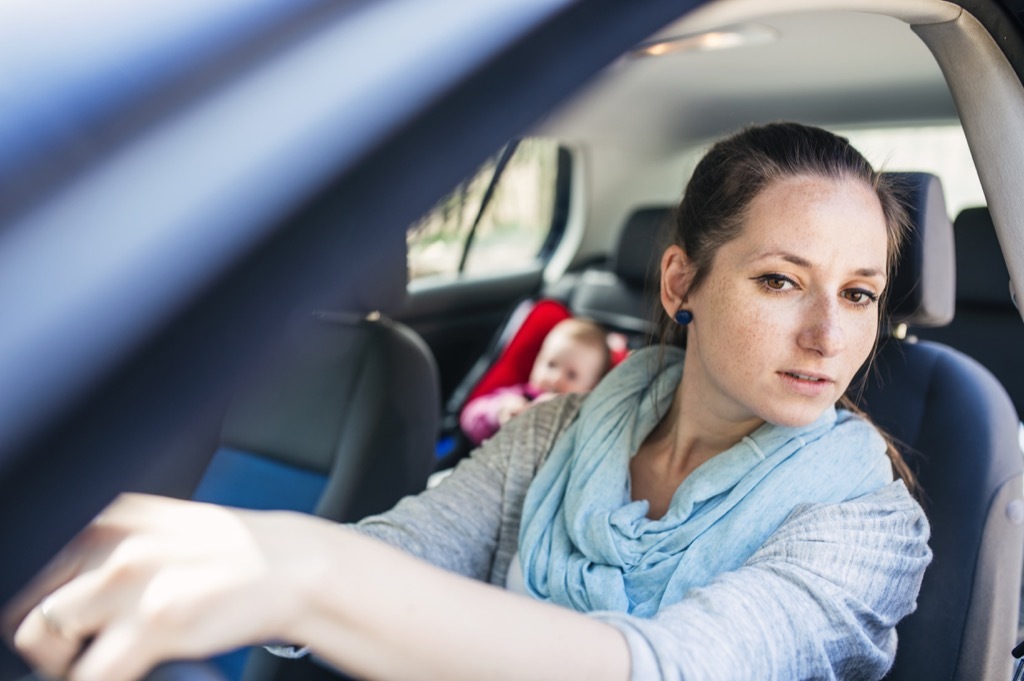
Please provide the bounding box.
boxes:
[751,250,813,268]
[754,251,885,279]
[855,267,885,279]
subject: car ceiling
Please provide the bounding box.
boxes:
[534,0,979,270]
[541,9,956,155]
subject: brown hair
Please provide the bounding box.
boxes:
[656,122,915,490]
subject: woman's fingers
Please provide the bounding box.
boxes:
[11,597,84,680]
[2,496,152,644]
[3,494,195,637]
[2,538,89,644]
[68,620,161,681]
[12,560,138,679]
[5,494,317,681]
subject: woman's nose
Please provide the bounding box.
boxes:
[798,296,846,357]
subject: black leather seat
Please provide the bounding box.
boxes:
[915,206,1024,418]
[547,205,671,338]
[192,232,440,681]
[853,173,1024,680]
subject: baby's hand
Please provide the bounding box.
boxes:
[531,392,556,404]
[496,394,530,425]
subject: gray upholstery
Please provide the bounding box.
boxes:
[885,171,956,327]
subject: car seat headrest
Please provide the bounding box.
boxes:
[614,207,672,287]
[884,171,955,328]
[953,207,1015,309]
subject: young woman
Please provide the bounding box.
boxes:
[4,122,931,681]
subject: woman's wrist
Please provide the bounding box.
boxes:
[237,509,344,647]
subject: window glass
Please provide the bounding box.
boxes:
[407,138,563,281]
[835,124,986,218]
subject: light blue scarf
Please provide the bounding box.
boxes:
[518,346,892,617]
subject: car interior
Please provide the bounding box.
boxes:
[4,1,1024,680]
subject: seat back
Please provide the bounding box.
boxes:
[852,173,1024,680]
[196,311,440,522]
[915,206,1024,418]
[554,206,670,336]
[192,231,440,681]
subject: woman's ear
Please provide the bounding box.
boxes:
[659,245,693,316]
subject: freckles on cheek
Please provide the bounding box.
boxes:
[717,299,772,370]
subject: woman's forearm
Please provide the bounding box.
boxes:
[289,522,631,681]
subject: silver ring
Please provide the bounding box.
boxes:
[39,598,70,640]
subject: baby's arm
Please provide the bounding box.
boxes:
[461,387,530,443]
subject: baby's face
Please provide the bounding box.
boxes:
[528,331,606,395]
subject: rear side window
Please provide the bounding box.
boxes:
[834,124,985,217]
[407,138,569,281]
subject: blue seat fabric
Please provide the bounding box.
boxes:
[853,173,1024,680]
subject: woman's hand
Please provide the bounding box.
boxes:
[3,493,631,681]
[2,494,326,681]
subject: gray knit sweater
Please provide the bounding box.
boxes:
[355,394,932,680]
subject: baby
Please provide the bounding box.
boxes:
[460,317,611,445]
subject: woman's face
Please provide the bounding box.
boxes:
[666,174,889,430]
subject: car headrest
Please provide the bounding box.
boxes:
[953,207,1015,309]
[884,171,955,328]
[613,206,672,287]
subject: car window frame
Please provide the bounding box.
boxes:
[0,0,701,645]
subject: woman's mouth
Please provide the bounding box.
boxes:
[784,371,826,382]
[778,371,833,396]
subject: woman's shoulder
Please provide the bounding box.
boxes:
[506,393,585,462]
[746,481,931,605]
[778,481,930,547]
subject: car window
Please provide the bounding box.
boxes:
[407,137,567,281]
[834,124,985,217]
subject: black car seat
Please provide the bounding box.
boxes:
[853,173,1024,680]
[547,205,670,337]
[192,231,440,681]
[914,206,1024,418]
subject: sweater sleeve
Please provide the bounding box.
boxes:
[591,481,931,681]
[353,394,583,582]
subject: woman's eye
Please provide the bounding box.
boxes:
[755,274,795,292]
[842,288,879,305]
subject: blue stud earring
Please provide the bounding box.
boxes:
[674,309,693,325]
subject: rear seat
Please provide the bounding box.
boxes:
[437,206,672,467]
[545,206,670,337]
[914,206,1024,417]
